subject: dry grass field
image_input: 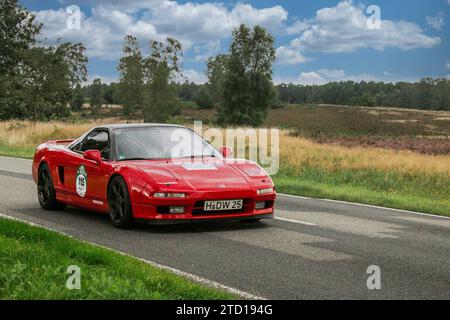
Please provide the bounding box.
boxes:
[2,119,448,176]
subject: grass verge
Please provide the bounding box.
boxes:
[0,144,34,159]
[273,168,450,217]
[0,217,236,299]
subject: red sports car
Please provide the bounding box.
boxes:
[32,124,276,228]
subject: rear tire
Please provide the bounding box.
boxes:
[37,164,67,210]
[107,176,134,229]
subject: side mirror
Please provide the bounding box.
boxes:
[219,146,233,158]
[83,150,102,164]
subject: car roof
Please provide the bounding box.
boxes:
[97,123,187,131]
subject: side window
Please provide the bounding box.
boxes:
[80,131,110,159]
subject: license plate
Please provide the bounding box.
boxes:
[204,199,243,211]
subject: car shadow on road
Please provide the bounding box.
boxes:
[13,206,271,234]
[134,219,271,234]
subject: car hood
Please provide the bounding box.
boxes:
[131,159,257,191]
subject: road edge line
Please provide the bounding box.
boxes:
[277,193,450,220]
[0,212,265,300]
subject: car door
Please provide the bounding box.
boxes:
[66,130,111,211]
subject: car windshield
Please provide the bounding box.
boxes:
[113,126,220,161]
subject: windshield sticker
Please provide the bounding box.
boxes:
[76,165,87,197]
[181,163,217,171]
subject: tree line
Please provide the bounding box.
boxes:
[276,79,450,111]
[91,76,450,114]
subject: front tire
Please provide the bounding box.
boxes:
[37,164,67,210]
[107,176,134,229]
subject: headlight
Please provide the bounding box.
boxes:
[257,187,274,195]
[153,192,186,198]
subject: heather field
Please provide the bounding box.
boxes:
[0,104,449,217]
[183,104,450,155]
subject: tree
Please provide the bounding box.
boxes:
[194,85,214,109]
[178,81,200,101]
[102,82,117,106]
[117,35,144,115]
[90,78,103,115]
[71,84,84,111]
[0,0,41,74]
[0,1,88,121]
[21,42,87,121]
[206,54,228,103]
[217,25,275,126]
[0,0,41,120]
[142,38,182,123]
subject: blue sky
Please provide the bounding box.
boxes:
[21,0,450,84]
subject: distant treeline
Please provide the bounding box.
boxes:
[276,78,450,111]
[85,77,450,112]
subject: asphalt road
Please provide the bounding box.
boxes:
[0,155,449,299]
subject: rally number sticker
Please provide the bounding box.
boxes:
[76,165,87,197]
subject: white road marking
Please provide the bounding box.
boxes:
[0,212,265,300]
[277,193,450,220]
[274,216,317,226]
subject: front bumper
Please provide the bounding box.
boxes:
[137,213,274,225]
[132,189,276,222]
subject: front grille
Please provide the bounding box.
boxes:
[192,199,250,215]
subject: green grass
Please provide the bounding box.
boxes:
[273,166,450,217]
[0,144,34,159]
[0,218,236,299]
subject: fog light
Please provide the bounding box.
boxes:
[169,206,184,214]
[255,201,266,210]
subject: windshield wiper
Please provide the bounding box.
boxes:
[189,154,217,158]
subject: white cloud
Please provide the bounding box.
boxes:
[230,3,288,31]
[446,62,450,69]
[145,1,287,43]
[283,19,312,35]
[86,74,117,85]
[35,1,289,61]
[286,1,440,54]
[192,41,221,62]
[297,69,351,85]
[426,13,445,30]
[178,68,208,84]
[34,8,160,60]
[80,0,163,13]
[275,46,309,65]
[274,69,414,85]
